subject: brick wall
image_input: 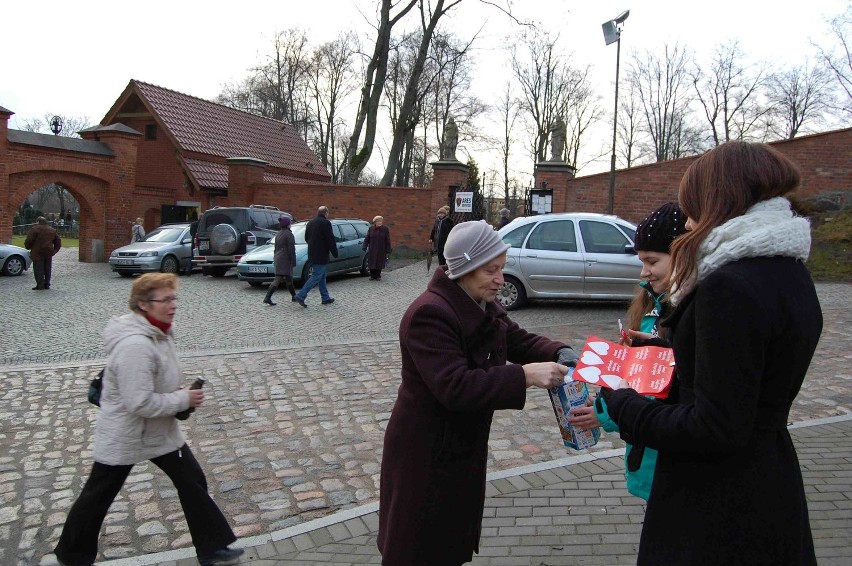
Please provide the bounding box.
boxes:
[559,128,852,224]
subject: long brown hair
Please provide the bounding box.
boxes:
[669,141,801,294]
[622,286,655,343]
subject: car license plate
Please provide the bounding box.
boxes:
[117,259,134,265]
[248,266,267,273]
[199,240,209,251]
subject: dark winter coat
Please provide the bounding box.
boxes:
[364,224,392,270]
[498,216,511,229]
[24,223,62,260]
[273,228,296,276]
[429,215,454,253]
[305,214,337,265]
[377,267,566,565]
[605,257,822,565]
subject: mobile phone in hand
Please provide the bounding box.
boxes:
[176,378,205,420]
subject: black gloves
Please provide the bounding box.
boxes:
[555,347,580,368]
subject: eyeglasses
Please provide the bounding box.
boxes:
[147,296,178,304]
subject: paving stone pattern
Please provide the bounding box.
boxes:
[0,249,849,565]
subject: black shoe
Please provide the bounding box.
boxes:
[198,546,244,566]
[32,286,45,290]
[263,299,276,306]
[321,298,335,305]
[295,297,307,308]
[44,284,51,289]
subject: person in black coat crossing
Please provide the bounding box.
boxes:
[293,206,338,307]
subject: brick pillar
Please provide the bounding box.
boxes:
[534,161,576,213]
[0,107,12,243]
[227,157,267,206]
[430,160,470,214]
[80,124,142,261]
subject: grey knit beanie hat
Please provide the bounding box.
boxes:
[445,220,510,280]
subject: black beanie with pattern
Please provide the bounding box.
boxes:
[633,202,687,253]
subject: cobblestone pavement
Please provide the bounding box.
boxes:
[0,249,849,565]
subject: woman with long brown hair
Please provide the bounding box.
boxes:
[602,141,822,565]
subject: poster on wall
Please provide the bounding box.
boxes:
[454,191,473,212]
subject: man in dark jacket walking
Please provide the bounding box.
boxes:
[293,206,338,307]
[24,216,62,290]
[428,206,453,266]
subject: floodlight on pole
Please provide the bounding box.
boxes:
[602,9,629,215]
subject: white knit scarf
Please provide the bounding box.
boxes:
[670,197,811,305]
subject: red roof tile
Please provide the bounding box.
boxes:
[107,80,330,180]
[183,158,228,189]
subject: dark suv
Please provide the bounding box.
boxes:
[194,205,292,277]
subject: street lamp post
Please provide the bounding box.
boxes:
[602,10,630,215]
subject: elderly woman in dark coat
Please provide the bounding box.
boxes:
[603,141,822,565]
[263,215,297,306]
[378,221,580,566]
[363,215,392,280]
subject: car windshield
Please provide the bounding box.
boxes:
[143,227,185,243]
[291,223,308,245]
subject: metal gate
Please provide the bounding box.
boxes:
[446,184,485,225]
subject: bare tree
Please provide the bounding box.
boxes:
[510,32,589,165]
[691,40,770,145]
[341,0,418,184]
[627,43,702,161]
[814,4,852,119]
[496,82,522,205]
[308,32,361,182]
[766,60,835,139]
[561,66,605,173]
[615,82,648,167]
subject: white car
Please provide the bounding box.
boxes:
[496,212,643,310]
[0,243,32,276]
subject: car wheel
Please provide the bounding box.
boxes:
[118,272,134,278]
[248,281,264,287]
[498,276,527,311]
[210,223,240,256]
[210,267,229,277]
[160,255,179,274]
[359,255,369,276]
[2,255,25,276]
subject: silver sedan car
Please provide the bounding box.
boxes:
[108,223,193,277]
[496,212,642,310]
[0,243,32,276]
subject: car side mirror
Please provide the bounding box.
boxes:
[181,238,192,245]
[624,244,637,255]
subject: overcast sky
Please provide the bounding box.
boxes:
[2,0,848,178]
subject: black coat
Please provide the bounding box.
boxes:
[304,214,337,265]
[606,257,822,565]
[429,216,454,253]
[364,224,392,270]
[377,267,565,565]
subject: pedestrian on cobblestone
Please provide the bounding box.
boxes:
[264,215,297,305]
[378,220,580,566]
[24,216,61,290]
[602,141,823,565]
[53,273,243,566]
[428,206,454,267]
[293,205,338,307]
[363,215,392,281]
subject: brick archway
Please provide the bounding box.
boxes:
[2,113,141,261]
[8,169,109,262]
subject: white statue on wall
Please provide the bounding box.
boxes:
[548,117,566,162]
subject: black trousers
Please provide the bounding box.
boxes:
[32,257,53,288]
[266,275,296,299]
[54,444,235,565]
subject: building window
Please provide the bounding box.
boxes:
[145,124,157,140]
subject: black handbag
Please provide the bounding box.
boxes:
[88,368,105,407]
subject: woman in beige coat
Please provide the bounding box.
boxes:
[53,274,243,566]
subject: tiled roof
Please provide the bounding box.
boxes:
[263,172,326,185]
[7,130,115,156]
[183,158,228,190]
[107,80,330,179]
